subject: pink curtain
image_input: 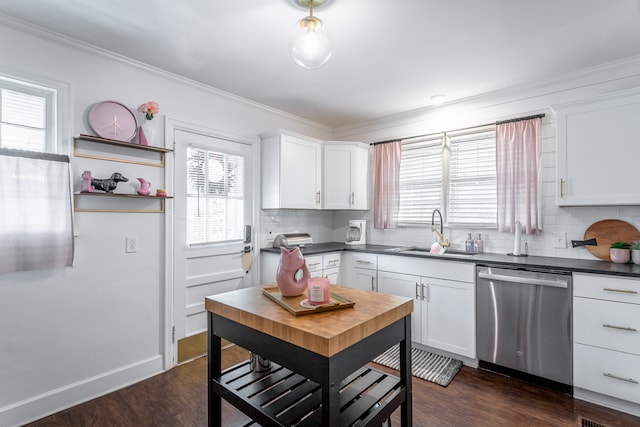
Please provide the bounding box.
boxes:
[373,140,401,229]
[496,117,542,234]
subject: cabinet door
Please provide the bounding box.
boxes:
[352,267,377,292]
[556,88,640,206]
[280,134,322,209]
[423,277,476,358]
[324,268,339,284]
[323,143,369,210]
[379,270,422,344]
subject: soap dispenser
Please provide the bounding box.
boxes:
[465,233,474,253]
[476,233,484,254]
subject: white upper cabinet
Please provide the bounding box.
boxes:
[554,88,640,206]
[323,142,369,210]
[261,130,322,209]
[261,130,369,210]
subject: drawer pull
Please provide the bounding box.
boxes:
[308,262,321,268]
[603,324,637,332]
[603,288,638,294]
[356,260,373,264]
[603,373,639,384]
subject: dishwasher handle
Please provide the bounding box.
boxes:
[478,271,568,288]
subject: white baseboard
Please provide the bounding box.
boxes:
[574,387,640,418]
[0,355,164,427]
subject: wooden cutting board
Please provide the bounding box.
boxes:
[584,219,640,261]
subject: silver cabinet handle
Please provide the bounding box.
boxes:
[371,276,375,292]
[356,260,373,264]
[603,373,639,384]
[603,323,638,332]
[308,262,321,268]
[603,288,638,294]
[415,283,419,300]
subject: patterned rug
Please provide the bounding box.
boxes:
[372,344,463,387]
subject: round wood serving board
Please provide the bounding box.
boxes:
[584,219,640,261]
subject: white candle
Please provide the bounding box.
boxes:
[514,221,522,255]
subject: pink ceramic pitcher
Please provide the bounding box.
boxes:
[276,247,310,297]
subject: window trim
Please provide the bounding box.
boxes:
[0,69,70,156]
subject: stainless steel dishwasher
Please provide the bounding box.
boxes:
[476,265,572,390]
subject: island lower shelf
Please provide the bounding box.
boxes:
[212,360,404,427]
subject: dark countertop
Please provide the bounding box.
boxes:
[261,242,640,278]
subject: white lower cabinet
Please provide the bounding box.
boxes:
[341,252,377,291]
[377,255,475,359]
[260,251,341,284]
[574,273,640,408]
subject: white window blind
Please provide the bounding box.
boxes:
[448,130,497,226]
[0,77,55,153]
[397,136,443,224]
[397,127,497,227]
[186,146,245,246]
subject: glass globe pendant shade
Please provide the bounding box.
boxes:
[289,15,332,70]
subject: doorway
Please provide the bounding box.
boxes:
[170,121,258,364]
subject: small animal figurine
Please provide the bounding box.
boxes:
[81,170,94,193]
[91,172,129,193]
[137,178,151,196]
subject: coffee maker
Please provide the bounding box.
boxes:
[345,220,366,245]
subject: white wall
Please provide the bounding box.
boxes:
[259,57,640,261]
[0,18,332,427]
[328,59,640,259]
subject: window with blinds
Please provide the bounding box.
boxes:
[397,127,497,227]
[397,136,443,224]
[448,130,497,226]
[186,146,245,246]
[0,77,55,153]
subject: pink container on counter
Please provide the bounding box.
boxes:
[307,277,330,305]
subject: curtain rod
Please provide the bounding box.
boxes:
[371,113,546,146]
[0,147,70,163]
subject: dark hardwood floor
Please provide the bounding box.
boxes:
[26,345,640,427]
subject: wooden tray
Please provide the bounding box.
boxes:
[261,285,355,316]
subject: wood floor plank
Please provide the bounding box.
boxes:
[25,345,640,427]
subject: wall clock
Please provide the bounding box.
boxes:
[88,101,138,142]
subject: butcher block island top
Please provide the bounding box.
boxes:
[205,284,413,357]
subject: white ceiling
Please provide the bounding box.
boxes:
[1,0,640,129]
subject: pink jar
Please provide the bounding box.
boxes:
[307,277,330,305]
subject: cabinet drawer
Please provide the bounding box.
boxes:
[351,252,377,270]
[305,255,323,272]
[574,273,640,303]
[574,343,640,404]
[574,297,640,355]
[378,255,474,283]
[323,252,341,269]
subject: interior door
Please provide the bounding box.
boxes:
[173,127,257,364]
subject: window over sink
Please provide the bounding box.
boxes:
[398,125,497,227]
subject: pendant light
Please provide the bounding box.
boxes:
[289,0,332,70]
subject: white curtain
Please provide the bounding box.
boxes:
[496,117,542,234]
[373,141,401,229]
[0,149,74,274]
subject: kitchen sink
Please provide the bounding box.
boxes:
[385,246,477,258]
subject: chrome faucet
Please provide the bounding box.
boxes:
[431,209,450,247]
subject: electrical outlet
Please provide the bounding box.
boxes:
[125,236,138,253]
[552,232,566,249]
[267,230,275,241]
